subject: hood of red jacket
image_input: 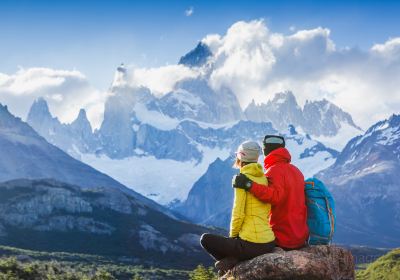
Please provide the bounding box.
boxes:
[264,147,291,169]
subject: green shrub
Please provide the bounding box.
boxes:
[189,265,217,280]
[357,248,400,280]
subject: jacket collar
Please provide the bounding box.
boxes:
[240,162,265,177]
[264,147,291,169]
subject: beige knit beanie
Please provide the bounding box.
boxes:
[235,141,261,163]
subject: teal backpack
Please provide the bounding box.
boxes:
[304,178,336,245]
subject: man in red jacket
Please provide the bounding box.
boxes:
[233,135,309,250]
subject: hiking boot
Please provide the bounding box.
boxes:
[215,257,239,274]
[217,270,225,278]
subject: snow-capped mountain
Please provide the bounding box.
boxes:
[318,114,400,186]
[0,103,177,216]
[178,42,213,67]
[24,44,362,205]
[317,114,400,247]
[148,78,244,123]
[28,94,338,205]
[26,92,341,205]
[244,91,303,131]
[27,98,97,159]
[174,128,339,227]
[244,91,362,142]
[1,103,101,188]
[0,103,220,267]
[83,120,277,205]
[302,99,360,137]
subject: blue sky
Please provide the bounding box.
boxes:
[1,0,400,90]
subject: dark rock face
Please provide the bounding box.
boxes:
[221,245,355,280]
[178,42,213,67]
[173,157,236,227]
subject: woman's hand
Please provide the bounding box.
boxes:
[232,173,253,190]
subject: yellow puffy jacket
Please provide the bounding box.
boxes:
[229,163,275,244]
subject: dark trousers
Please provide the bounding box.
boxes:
[200,233,275,261]
[280,243,308,251]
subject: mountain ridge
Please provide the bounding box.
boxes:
[317,114,400,247]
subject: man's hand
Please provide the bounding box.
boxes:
[232,173,253,190]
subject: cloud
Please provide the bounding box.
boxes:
[208,20,277,106]
[185,7,194,17]
[0,67,106,129]
[371,37,400,62]
[2,20,400,131]
[202,19,400,128]
[127,64,199,95]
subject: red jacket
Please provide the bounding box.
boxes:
[250,147,309,249]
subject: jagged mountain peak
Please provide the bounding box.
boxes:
[244,91,361,140]
[77,108,88,119]
[117,63,127,73]
[26,98,97,157]
[315,114,400,247]
[73,108,89,124]
[249,99,257,106]
[148,77,244,124]
[318,114,400,184]
[0,103,8,112]
[178,42,213,67]
[303,98,361,134]
[112,63,128,88]
[304,98,340,115]
[71,108,92,133]
[365,113,399,136]
[244,91,304,132]
[346,114,400,154]
[0,103,12,120]
[269,91,297,105]
[27,97,52,121]
[0,102,38,138]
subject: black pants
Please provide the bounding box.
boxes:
[200,233,275,261]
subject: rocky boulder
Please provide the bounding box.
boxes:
[220,245,355,280]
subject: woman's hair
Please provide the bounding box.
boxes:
[233,158,251,169]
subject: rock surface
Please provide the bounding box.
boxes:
[0,179,214,268]
[220,245,355,280]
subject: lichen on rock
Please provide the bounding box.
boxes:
[220,245,355,280]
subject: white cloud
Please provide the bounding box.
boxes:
[185,7,194,17]
[0,67,106,129]
[209,20,277,106]
[203,20,400,128]
[2,20,400,131]
[127,64,199,95]
[371,37,400,62]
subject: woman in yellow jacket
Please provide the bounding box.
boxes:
[200,141,275,274]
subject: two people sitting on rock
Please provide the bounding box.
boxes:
[200,135,309,274]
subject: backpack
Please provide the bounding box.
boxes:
[304,178,336,245]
